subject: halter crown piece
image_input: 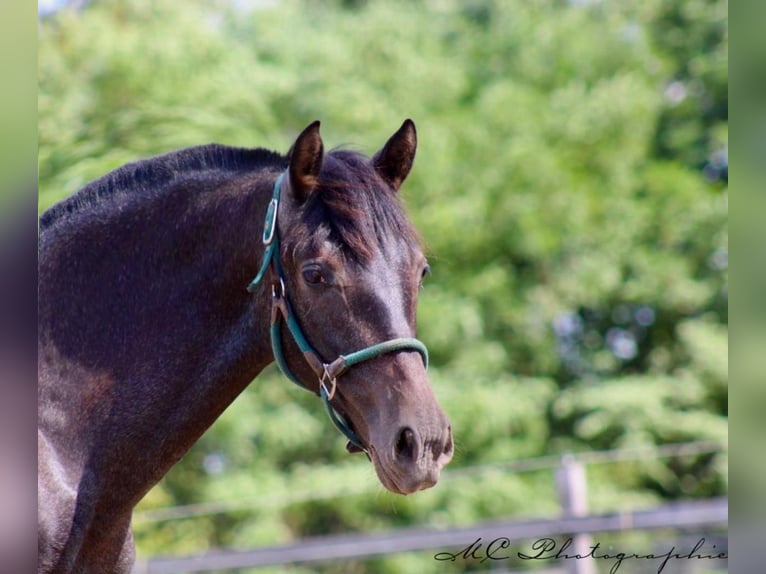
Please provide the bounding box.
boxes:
[247,173,429,453]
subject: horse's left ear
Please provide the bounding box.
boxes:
[287,120,324,205]
[372,119,417,192]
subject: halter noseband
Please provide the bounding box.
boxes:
[247,173,429,453]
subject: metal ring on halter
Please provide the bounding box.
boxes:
[271,277,286,300]
[319,366,337,400]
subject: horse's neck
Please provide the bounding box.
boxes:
[38,175,276,506]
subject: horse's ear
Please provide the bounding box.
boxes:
[372,119,417,192]
[288,120,324,205]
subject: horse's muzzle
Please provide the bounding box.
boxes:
[370,419,454,494]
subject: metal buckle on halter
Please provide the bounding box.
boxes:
[271,277,286,300]
[319,365,337,401]
[262,198,279,245]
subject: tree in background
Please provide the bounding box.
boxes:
[39,0,727,568]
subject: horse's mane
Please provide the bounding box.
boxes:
[39,145,419,263]
[39,145,286,231]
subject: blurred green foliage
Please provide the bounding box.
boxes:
[38,0,727,569]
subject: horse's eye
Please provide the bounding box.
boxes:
[302,266,325,285]
[420,264,431,288]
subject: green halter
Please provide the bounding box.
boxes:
[247,174,429,453]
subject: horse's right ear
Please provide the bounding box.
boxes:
[287,121,324,205]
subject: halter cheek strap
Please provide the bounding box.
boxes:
[247,173,429,453]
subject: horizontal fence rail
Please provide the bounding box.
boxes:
[134,497,728,573]
[134,441,726,524]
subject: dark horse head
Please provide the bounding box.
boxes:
[38,120,452,573]
[264,120,453,493]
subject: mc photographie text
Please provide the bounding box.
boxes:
[434,536,727,574]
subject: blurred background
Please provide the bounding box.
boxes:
[37,0,728,572]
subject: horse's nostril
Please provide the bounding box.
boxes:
[431,425,453,461]
[395,427,417,461]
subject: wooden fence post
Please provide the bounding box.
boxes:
[556,454,596,574]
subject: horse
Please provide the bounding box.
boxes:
[38,120,454,573]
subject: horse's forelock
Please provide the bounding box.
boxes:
[293,150,419,264]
